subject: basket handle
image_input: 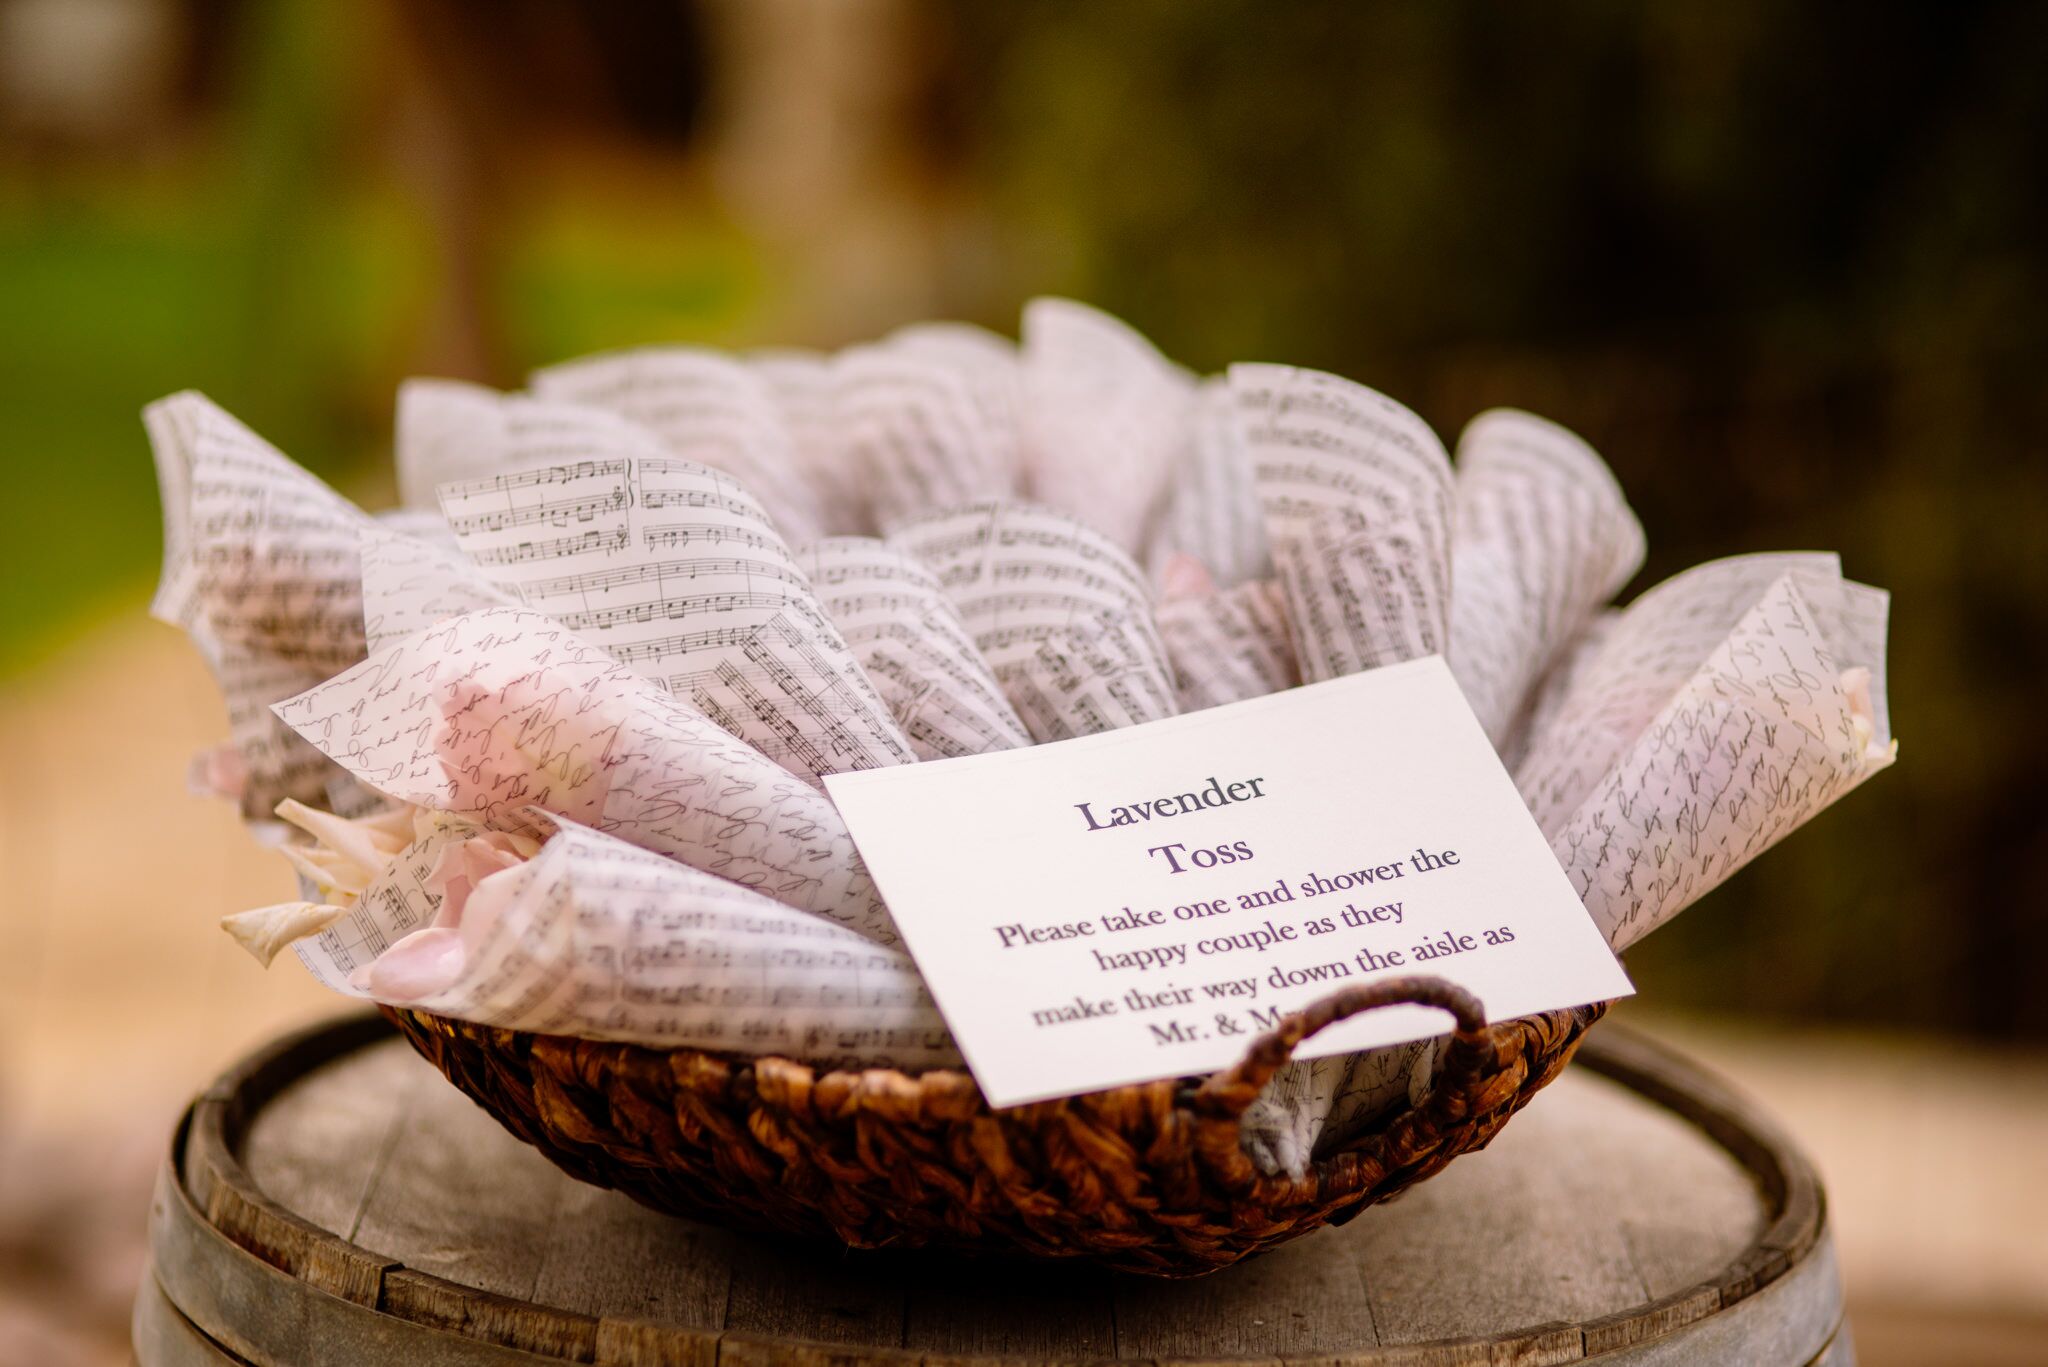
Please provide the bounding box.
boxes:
[1192,975,1486,1122]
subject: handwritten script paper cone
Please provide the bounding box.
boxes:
[146,391,377,819]
[271,607,899,944]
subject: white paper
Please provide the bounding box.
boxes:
[396,379,530,509]
[1445,409,1644,747]
[795,537,1032,760]
[530,346,829,546]
[888,321,1024,461]
[748,348,872,536]
[1222,369,1460,1162]
[1514,552,1847,837]
[1020,298,1194,552]
[832,331,1021,531]
[825,657,1631,1108]
[1232,363,1456,683]
[374,505,462,550]
[1500,608,1619,774]
[1155,580,1300,712]
[893,501,1178,741]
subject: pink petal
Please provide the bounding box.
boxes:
[187,744,249,801]
[423,835,528,929]
[1157,552,1217,602]
[456,862,524,950]
[351,927,466,1002]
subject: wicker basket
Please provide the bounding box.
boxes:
[383,976,1605,1277]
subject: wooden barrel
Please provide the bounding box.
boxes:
[136,1014,1851,1365]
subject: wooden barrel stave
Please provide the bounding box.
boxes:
[134,1272,247,1366]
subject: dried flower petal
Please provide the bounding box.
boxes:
[424,833,532,929]
[221,902,344,967]
[186,744,249,801]
[1157,551,1217,602]
[350,926,466,1001]
[275,798,410,873]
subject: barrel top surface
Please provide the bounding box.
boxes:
[148,1015,1837,1365]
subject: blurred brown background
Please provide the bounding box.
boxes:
[1,2,2044,1363]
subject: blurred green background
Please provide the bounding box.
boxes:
[2,0,2044,1038]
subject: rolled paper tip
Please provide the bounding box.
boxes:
[221,901,344,968]
[187,744,249,801]
[1240,1122,1307,1181]
[1157,552,1217,602]
[350,926,467,1002]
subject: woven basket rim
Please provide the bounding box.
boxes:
[399,976,1608,1204]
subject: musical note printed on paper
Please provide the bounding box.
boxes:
[748,348,871,535]
[531,347,829,546]
[1156,580,1300,712]
[1234,363,1456,684]
[436,451,916,785]
[832,338,1021,533]
[797,538,1032,760]
[893,501,1179,741]
[1445,410,1645,748]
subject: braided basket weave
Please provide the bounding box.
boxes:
[383,977,1605,1277]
